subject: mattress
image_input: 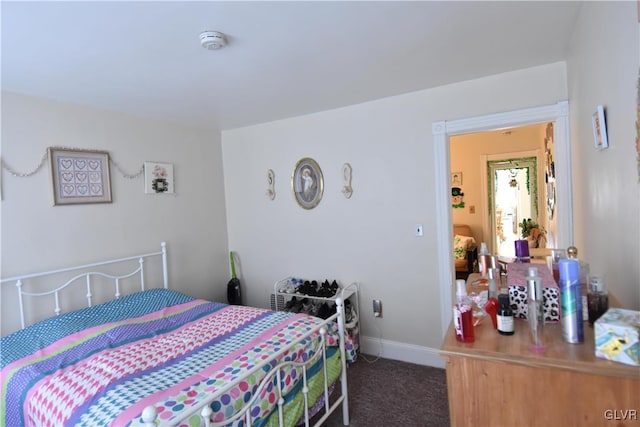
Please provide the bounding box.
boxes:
[1,288,352,426]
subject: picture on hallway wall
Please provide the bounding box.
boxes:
[451,172,462,185]
[592,105,609,150]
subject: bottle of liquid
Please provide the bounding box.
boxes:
[514,240,530,263]
[567,246,590,322]
[550,248,567,283]
[587,275,609,325]
[497,293,514,335]
[558,258,584,343]
[478,242,492,277]
[453,279,475,343]
[487,267,500,299]
[526,267,545,353]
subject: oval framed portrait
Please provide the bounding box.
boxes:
[291,157,323,209]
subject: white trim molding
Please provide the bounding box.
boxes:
[359,335,446,369]
[433,101,573,339]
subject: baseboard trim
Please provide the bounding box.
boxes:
[359,335,446,369]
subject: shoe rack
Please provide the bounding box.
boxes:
[273,277,360,351]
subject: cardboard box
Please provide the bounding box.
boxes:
[594,308,640,366]
[506,262,560,322]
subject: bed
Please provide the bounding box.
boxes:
[0,242,353,427]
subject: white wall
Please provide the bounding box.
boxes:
[1,92,230,334]
[222,62,567,364]
[566,1,640,309]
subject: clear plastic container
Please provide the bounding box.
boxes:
[527,267,545,353]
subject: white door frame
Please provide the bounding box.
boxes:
[432,100,572,338]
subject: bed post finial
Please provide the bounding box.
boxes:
[161,242,168,289]
[141,405,157,426]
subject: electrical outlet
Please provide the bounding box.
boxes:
[373,299,383,318]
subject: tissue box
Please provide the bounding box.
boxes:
[506,263,560,322]
[594,308,639,366]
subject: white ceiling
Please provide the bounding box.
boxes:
[2,1,582,131]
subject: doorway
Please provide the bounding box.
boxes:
[487,156,538,257]
[432,101,573,338]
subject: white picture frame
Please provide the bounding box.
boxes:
[592,105,609,150]
[144,162,174,194]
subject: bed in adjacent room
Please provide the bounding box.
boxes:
[0,242,353,427]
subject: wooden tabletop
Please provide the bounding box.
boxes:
[440,318,640,380]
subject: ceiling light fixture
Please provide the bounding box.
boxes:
[200,31,227,50]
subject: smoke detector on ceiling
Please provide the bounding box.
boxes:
[200,31,227,50]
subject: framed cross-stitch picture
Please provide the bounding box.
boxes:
[49,148,112,205]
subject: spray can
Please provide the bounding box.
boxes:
[558,258,584,343]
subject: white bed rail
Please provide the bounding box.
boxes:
[0,242,168,329]
[142,298,350,427]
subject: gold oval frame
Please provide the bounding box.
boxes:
[291,157,323,209]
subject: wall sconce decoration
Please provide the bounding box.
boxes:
[266,169,275,200]
[342,163,353,199]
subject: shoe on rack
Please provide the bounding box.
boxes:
[316,303,333,319]
[297,281,313,295]
[309,280,320,296]
[290,297,305,313]
[285,296,298,311]
[330,280,339,296]
[301,298,313,314]
[317,280,332,297]
[343,300,358,327]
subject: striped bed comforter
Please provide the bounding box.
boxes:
[1,289,351,426]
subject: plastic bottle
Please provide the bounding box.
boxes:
[497,293,514,335]
[526,267,545,353]
[478,242,492,277]
[487,267,500,299]
[558,258,584,343]
[453,279,475,343]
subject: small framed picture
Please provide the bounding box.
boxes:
[49,148,112,205]
[144,162,174,194]
[592,105,609,150]
[451,171,463,186]
[292,157,323,209]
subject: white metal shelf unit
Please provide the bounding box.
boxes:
[273,277,360,348]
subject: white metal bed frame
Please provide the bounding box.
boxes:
[0,242,350,427]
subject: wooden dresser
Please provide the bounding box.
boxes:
[440,318,640,426]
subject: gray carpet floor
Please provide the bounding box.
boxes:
[320,355,450,426]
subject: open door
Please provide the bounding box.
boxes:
[487,156,538,257]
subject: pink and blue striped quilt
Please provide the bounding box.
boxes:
[1,289,352,426]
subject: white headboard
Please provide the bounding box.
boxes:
[0,242,168,330]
